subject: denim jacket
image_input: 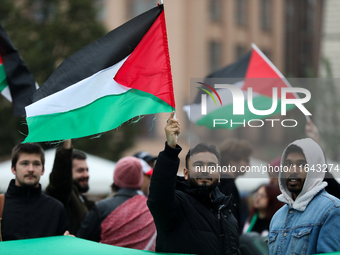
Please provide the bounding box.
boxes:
[269,138,340,255]
[269,189,340,255]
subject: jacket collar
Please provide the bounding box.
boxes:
[113,188,140,198]
[175,176,233,209]
[6,179,42,197]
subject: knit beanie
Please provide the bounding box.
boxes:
[113,156,143,189]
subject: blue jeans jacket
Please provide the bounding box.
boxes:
[268,189,340,255]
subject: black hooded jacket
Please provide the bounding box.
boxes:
[1,180,69,241]
[147,143,240,255]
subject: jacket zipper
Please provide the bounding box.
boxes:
[218,204,227,254]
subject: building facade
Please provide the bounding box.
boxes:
[100,0,321,163]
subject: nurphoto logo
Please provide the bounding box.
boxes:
[198,82,312,128]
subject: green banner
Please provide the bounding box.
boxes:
[0,236,339,254]
[0,236,188,255]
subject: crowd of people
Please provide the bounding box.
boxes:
[1,113,340,255]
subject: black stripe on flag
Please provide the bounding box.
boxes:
[206,51,251,79]
[0,23,36,116]
[193,51,251,104]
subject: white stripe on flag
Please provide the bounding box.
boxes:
[25,56,130,118]
[1,85,12,102]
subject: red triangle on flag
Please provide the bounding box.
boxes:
[114,11,175,108]
[242,49,296,99]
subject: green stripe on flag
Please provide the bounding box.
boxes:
[24,89,174,143]
[196,96,296,129]
[0,64,8,92]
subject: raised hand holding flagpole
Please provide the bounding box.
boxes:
[165,111,180,148]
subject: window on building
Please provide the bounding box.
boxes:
[285,0,295,31]
[261,0,271,31]
[235,0,247,26]
[303,1,313,33]
[210,0,222,22]
[236,45,247,59]
[262,50,272,62]
[209,41,222,73]
[126,0,157,19]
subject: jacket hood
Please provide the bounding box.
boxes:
[278,138,327,211]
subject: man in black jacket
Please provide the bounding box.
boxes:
[147,112,240,255]
[1,143,69,241]
[45,140,94,235]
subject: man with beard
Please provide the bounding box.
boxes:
[147,112,240,255]
[268,138,340,255]
[45,140,94,235]
[1,143,68,241]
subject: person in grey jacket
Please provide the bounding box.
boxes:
[269,138,340,255]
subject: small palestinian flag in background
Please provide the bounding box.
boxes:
[0,23,37,116]
[183,43,297,129]
[24,4,175,143]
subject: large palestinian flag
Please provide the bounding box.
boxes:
[24,4,175,143]
[0,23,37,116]
[184,44,297,129]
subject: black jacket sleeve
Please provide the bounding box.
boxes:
[45,147,73,204]
[77,205,101,242]
[147,142,182,231]
[58,205,70,235]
